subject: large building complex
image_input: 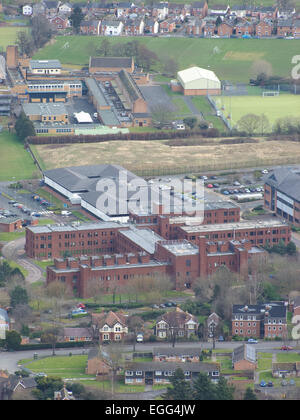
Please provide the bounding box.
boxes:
[264,168,300,227]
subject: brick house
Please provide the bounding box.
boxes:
[255,19,273,37]
[186,18,203,36]
[123,18,144,35]
[85,347,112,376]
[292,19,300,38]
[49,15,69,30]
[80,20,101,35]
[153,347,201,363]
[155,307,199,340]
[277,19,293,37]
[0,217,22,233]
[61,327,93,342]
[217,21,234,37]
[143,18,159,34]
[191,1,208,18]
[159,18,176,33]
[92,311,128,342]
[125,361,220,385]
[235,20,255,37]
[232,302,288,339]
[232,344,257,371]
[203,21,216,37]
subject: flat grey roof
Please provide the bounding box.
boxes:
[159,240,199,256]
[30,59,62,69]
[86,78,109,108]
[27,221,127,234]
[22,102,67,116]
[90,56,132,69]
[119,227,163,254]
[181,219,288,234]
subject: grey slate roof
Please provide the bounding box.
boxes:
[264,168,300,202]
[30,59,62,69]
[153,347,201,357]
[90,56,133,69]
[126,361,219,373]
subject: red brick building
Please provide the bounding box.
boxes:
[92,311,128,342]
[255,20,273,37]
[0,217,23,233]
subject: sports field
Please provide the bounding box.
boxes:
[34,36,300,83]
[214,94,300,130]
[0,26,28,50]
[0,131,38,181]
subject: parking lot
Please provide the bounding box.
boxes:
[139,85,177,112]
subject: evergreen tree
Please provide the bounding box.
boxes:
[15,112,35,142]
[215,376,235,400]
[193,372,217,400]
[164,368,192,400]
[69,7,85,33]
[244,387,257,400]
[286,241,297,256]
[10,285,29,307]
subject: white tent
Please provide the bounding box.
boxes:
[74,111,93,124]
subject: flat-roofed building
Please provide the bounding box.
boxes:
[176,66,221,96]
[26,80,82,103]
[29,59,62,75]
[22,102,68,124]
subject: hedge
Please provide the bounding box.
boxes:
[17,341,88,351]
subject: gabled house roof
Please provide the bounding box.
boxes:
[232,344,256,364]
[156,307,198,328]
[92,311,127,328]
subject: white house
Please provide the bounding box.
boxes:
[0,308,9,340]
[22,5,33,16]
[101,20,124,36]
[58,2,72,14]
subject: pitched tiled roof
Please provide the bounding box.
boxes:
[93,311,127,328]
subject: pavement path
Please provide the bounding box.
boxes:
[1,237,44,284]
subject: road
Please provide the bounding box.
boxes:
[0,340,298,374]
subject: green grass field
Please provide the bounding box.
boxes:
[214,94,300,130]
[34,36,300,83]
[0,131,38,181]
[0,26,29,50]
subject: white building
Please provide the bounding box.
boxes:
[101,20,124,36]
[29,59,62,75]
[0,308,9,340]
[177,66,221,96]
[22,4,33,16]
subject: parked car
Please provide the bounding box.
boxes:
[152,304,159,309]
[213,183,220,188]
[261,169,269,174]
[281,345,293,351]
[222,190,230,195]
[290,379,295,386]
[136,333,144,343]
[267,381,273,387]
[260,380,267,387]
[207,184,214,188]
[248,338,258,344]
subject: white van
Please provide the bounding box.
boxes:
[61,210,72,216]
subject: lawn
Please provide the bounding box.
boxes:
[257,353,273,371]
[0,131,38,181]
[22,355,92,379]
[34,36,300,82]
[0,231,25,242]
[214,94,300,130]
[0,26,28,49]
[276,353,300,363]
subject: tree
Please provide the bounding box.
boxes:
[15,112,35,142]
[215,376,235,400]
[193,372,217,400]
[5,330,22,350]
[40,326,62,356]
[10,285,28,307]
[69,7,85,34]
[237,114,260,135]
[32,376,64,400]
[103,343,125,397]
[127,315,143,352]
[164,368,192,400]
[97,39,111,57]
[286,241,297,256]
[31,15,52,49]
[151,104,173,128]
[183,117,197,130]
[259,114,270,135]
[162,57,178,77]
[250,59,273,80]
[16,31,34,56]
[244,387,257,400]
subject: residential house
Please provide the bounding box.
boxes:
[153,347,201,362]
[54,384,75,400]
[186,18,203,36]
[22,5,33,16]
[230,5,247,18]
[208,4,230,17]
[152,2,169,20]
[217,20,234,37]
[116,2,134,18]
[125,362,220,385]
[255,19,273,37]
[144,18,159,34]
[85,347,112,376]
[61,327,93,342]
[292,19,300,38]
[191,1,208,18]
[0,308,9,340]
[207,312,221,338]
[159,18,176,33]
[203,21,216,37]
[100,19,124,35]
[272,362,300,378]
[123,18,144,36]
[235,20,255,37]
[80,20,101,35]
[92,310,128,342]
[232,302,288,339]
[10,377,37,400]
[277,18,293,37]
[292,295,300,318]
[155,307,199,340]
[50,15,70,30]
[43,0,59,17]
[256,6,278,20]
[232,344,257,371]
[58,2,72,14]
[277,8,295,20]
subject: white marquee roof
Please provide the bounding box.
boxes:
[177,66,220,84]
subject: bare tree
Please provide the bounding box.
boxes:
[237,114,261,135]
[127,315,143,352]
